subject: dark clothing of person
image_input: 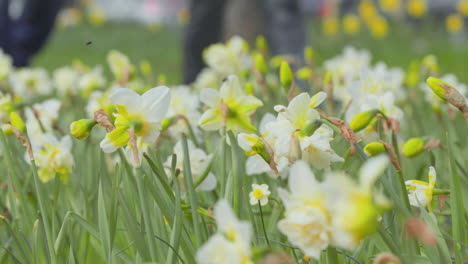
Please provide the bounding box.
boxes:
[183,0,306,84]
[0,0,62,67]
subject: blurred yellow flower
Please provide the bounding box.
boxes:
[88,6,106,26]
[369,16,389,38]
[458,0,468,16]
[446,14,464,33]
[359,0,378,22]
[407,0,427,18]
[379,0,401,13]
[322,17,339,36]
[343,14,361,35]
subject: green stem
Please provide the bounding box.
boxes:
[135,170,158,261]
[326,247,339,264]
[31,160,57,264]
[181,135,203,247]
[257,202,270,247]
[219,130,227,197]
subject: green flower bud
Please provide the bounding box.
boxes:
[140,60,152,76]
[255,35,268,52]
[402,137,426,158]
[10,112,25,132]
[255,53,267,74]
[304,46,314,63]
[364,142,386,156]
[161,117,176,131]
[296,67,312,80]
[349,110,379,132]
[245,82,254,95]
[70,119,97,140]
[323,71,333,87]
[426,77,449,101]
[1,124,12,136]
[300,120,322,137]
[158,74,167,85]
[280,61,293,89]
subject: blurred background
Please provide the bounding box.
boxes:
[1,0,468,83]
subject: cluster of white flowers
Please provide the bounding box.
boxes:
[0,37,458,263]
[238,92,342,177]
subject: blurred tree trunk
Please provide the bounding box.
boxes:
[222,0,264,44]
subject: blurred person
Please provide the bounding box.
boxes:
[183,0,307,84]
[0,0,62,67]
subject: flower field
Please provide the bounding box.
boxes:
[1,16,468,264]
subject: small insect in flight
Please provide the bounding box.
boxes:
[86,41,93,46]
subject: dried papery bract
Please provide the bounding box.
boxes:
[260,252,295,264]
[379,140,401,172]
[373,253,401,264]
[318,109,360,155]
[383,117,400,135]
[10,122,34,161]
[405,217,437,247]
[94,109,115,131]
[424,137,444,151]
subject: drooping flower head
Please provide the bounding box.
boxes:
[406,166,437,211]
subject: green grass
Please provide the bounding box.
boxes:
[0,20,466,264]
[34,20,468,83]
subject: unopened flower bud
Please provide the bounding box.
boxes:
[364,142,386,156]
[255,53,267,74]
[1,124,12,136]
[256,35,268,52]
[349,110,379,132]
[245,82,254,95]
[70,119,97,140]
[402,137,426,158]
[140,60,152,76]
[296,67,312,80]
[304,46,314,63]
[427,77,468,115]
[280,61,293,89]
[237,133,270,163]
[300,120,322,137]
[157,74,167,85]
[10,112,25,132]
[161,117,176,131]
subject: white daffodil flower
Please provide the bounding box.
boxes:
[199,75,263,133]
[164,86,201,140]
[32,134,74,183]
[196,199,252,264]
[78,67,106,97]
[164,139,216,193]
[53,66,80,96]
[85,90,115,119]
[278,156,390,259]
[272,92,343,169]
[277,161,333,259]
[10,68,51,99]
[203,36,251,76]
[31,99,62,131]
[406,166,437,211]
[324,155,391,250]
[193,68,220,90]
[100,86,170,153]
[249,184,271,206]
